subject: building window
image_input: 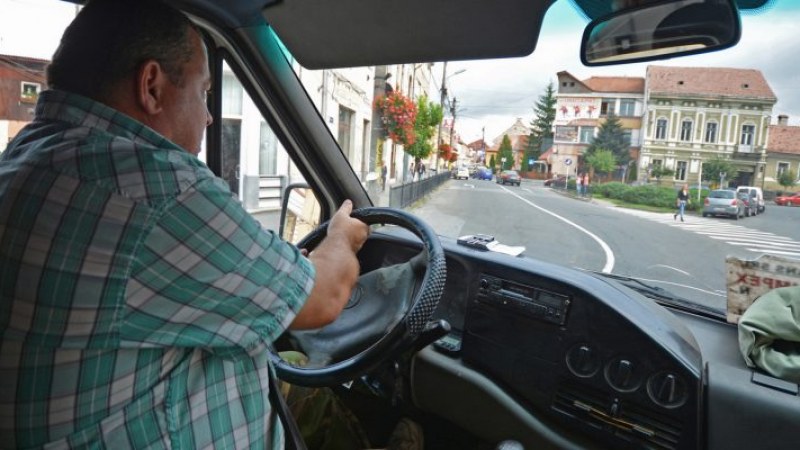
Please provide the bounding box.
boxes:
[777,162,789,177]
[741,124,755,145]
[680,120,693,142]
[579,126,594,143]
[704,122,718,143]
[675,161,688,181]
[622,130,632,146]
[338,106,355,162]
[655,118,668,140]
[619,99,635,116]
[259,121,278,175]
[600,99,616,116]
[20,82,41,103]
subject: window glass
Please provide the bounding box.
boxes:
[675,161,688,180]
[579,126,594,143]
[619,99,635,116]
[655,118,667,140]
[705,122,717,143]
[680,120,693,141]
[741,124,755,145]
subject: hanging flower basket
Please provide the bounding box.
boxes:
[438,143,453,161]
[375,91,417,147]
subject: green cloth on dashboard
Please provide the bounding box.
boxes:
[738,286,800,383]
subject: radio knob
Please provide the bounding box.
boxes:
[605,357,641,392]
[566,344,601,378]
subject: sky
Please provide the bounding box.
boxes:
[2,0,798,146]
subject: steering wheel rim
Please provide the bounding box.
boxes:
[270,207,446,386]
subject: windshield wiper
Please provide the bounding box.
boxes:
[590,272,725,319]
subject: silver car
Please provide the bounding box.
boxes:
[702,189,744,220]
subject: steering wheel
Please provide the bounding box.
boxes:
[270,207,447,387]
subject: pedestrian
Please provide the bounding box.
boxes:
[582,172,590,196]
[0,1,370,448]
[381,163,388,190]
[675,183,691,222]
[419,162,425,179]
[577,172,584,196]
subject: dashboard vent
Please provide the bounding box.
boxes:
[553,383,682,450]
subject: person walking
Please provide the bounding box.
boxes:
[582,172,590,197]
[675,183,691,222]
[577,172,584,196]
[381,163,388,190]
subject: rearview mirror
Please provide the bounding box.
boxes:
[279,183,321,245]
[581,0,740,66]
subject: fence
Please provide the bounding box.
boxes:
[388,171,450,208]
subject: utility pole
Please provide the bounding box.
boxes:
[435,62,448,172]
[449,97,458,149]
[482,126,485,166]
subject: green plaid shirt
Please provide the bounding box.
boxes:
[0,90,315,449]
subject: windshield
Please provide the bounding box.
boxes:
[3,0,799,318]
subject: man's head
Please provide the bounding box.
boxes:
[47,0,212,154]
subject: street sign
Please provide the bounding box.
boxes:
[528,159,534,165]
[564,158,572,166]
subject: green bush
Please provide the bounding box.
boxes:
[593,182,710,211]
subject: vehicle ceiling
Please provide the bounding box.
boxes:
[61,0,774,69]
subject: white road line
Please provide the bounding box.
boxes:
[612,207,800,260]
[499,185,616,273]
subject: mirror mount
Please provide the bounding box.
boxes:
[581,0,741,66]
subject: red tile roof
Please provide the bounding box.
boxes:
[647,66,776,101]
[767,125,800,155]
[582,76,644,93]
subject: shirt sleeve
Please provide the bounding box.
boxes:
[121,176,315,354]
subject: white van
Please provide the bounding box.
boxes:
[736,186,765,214]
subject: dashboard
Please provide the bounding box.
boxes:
[360,228,800,450]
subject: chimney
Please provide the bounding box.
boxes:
[778,115,789,126]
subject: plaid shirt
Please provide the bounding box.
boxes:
[0,90,315,449]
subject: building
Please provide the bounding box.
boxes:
[0,54,48,150]
[640,66,776,187]
[552,71,645,180]
[765,115,800,189]
[487,118,530,170]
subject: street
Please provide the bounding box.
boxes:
[407,179,800,312]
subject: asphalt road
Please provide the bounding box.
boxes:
[408,178,800,312]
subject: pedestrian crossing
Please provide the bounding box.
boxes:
[613,208,800,260]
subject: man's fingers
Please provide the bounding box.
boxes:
[338,199,353,216]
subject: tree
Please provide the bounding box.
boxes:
[585,149,617,175]
[404,95,443,164]
[489,154,496,171]
[778,169,798,189]
[649,165,674,185]
[701,156,735,187]
[498,135,514,170]
[586,113,628,180]
[526,81,557,167]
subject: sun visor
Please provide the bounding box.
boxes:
[261,0,555,69]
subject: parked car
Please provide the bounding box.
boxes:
[774,192,800,206]
[454,167,470,180]
[543,175,566,187]
[703,189,744,219]
[473,166,493,180]
[737,191,757,217]
[497,170,521,186]
[736,186,765,213]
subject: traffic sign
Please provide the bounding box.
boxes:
[564,158,572,166]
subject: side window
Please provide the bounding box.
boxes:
[680,119,693,142]
[655,118,668,140]
[741,124,755,146]
[619,99,635,116]
[777,161,789,177]
[705,122,718,143]
[675,161,688,181]
[219,59,301,231]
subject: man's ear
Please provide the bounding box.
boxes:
[136,60,168,115]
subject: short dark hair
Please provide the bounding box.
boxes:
[47,0,198,101]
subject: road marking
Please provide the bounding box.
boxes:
[498,185,616,273]
[612,208,800,259]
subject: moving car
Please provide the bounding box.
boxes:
[736,186,765,214]
[703,189,744,219]
[473,166,493,180]
[497,169,522,186]
[544,175,567,187]
[6,1,800,450]
[455,167,470,180]
[737,190,757,217]
[774,192,800,206]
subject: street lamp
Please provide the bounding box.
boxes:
[436,63,466,171]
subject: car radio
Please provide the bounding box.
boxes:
[476,274,570,326]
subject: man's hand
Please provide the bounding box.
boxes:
[290,200,369,329]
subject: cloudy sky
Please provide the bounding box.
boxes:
[2,0,798,146]
[439,0,800,144]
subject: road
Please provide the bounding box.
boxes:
[407,178,800,312]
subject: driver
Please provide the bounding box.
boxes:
[0,0,368,448]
